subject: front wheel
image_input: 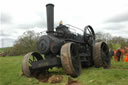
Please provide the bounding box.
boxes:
[22,52,47,77]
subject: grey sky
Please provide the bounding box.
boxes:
[1,13,12,24]
[0,0,128,48]
[105,11,128,23]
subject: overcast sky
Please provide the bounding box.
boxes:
[0,0,128,48]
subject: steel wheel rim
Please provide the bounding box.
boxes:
[93,41,110,68]
[60,42,81,77]
[22,52,43,77]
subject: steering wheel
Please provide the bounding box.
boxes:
[84,25,96,46]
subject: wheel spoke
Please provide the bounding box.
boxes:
[33,56,36,61]
[29,59,33,65]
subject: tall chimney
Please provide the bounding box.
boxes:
[46,4,54,34]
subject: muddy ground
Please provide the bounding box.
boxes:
[37,74,82,85]
[22,72,82,85]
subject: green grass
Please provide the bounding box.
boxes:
[110,43,121,50]
[0,56,128,85]
[0,47,11,52]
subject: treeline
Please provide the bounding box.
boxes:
[5,31,128,56]
[96,32,128,49]
[6,31,41,56]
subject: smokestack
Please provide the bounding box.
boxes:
[46,4,54,34]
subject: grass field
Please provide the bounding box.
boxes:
[0,56,128,85]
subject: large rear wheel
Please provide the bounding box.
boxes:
[60,42,81,77]
[93,41,110,68]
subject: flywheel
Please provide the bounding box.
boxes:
[60,42,81,77]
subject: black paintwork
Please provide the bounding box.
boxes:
[33,4,96,69]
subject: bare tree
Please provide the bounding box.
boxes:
[95,32,112,43]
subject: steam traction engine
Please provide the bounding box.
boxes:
[22,4,110,77]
